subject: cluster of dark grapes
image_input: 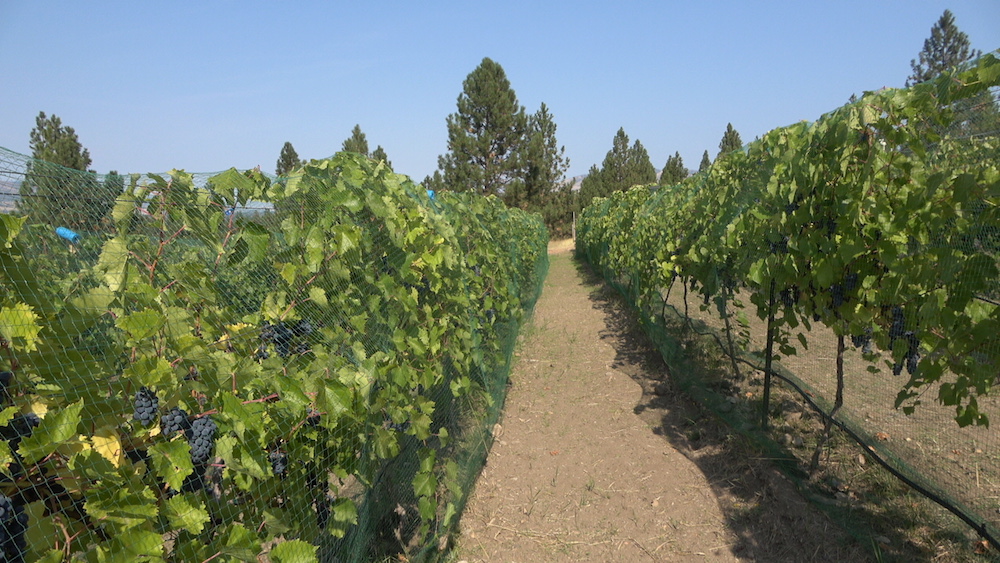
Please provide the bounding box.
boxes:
[305,466,332,530]
[160,407,191,437]
[0,494,27,563]
[269,449,288,477]
[824,219,837,236]
[779,286,800,308]
[0,371,12,403]
[383,413,410,433]
[306,409,321,427]
[186,416,217,465]
[768,235,789,255]
[888,306,920,376]
[851,327,874,355]
[258,320,314,359]
[132,387,159,426]
[1,414,38,452]
[827,271,858,310]
[1,413,40,478]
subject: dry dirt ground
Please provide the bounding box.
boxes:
[453,240,869,562]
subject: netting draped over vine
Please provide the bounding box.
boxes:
[0,149,548,562]
[577,52,1000,546]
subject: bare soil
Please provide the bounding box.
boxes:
[454,240,869,562]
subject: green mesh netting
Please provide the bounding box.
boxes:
[577,52,1000,549]
[0,147,548,562]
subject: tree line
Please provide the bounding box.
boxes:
[17,10,988,238]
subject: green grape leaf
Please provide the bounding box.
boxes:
[164,495,211,534]
[269,539,318,563]
[149,440,194,491]
[95,527,163,563]
[19,400,83,465]
[116,309,165,341]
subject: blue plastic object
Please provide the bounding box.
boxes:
[56,227,81,244]
[426,189,436,200]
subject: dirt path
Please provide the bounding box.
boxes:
[455,240,870,563]
[455,242,739,562]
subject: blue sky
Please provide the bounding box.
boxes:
[1,1,998,181]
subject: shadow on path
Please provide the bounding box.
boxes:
[572,255,873,563]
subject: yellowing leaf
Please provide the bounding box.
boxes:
[92,427,123,468]
[0,303,41,352]
[28,401,48,418]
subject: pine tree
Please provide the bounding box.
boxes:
[422,170,445,193]
[907,10,980,86]
[627,140,657,188]
[578,128,656,211]
[436,57,528,197]
[341,124,370,156]
[660,152,687,186]
[699,150,711,172]
[717,123,743,160]
[371,145,392,170]
[906,10,995,140]
[18,112,115,230]
[276,142,302,177]
[515,103,570,209]
[578,164,605,211]
[598,128,655,194]
[27,112,91,170]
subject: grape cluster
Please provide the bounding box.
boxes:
[2,414,39,451]
[768,235,789,255]
[269,449,288,477]
[186,416,217,465]
[160,407,190,437]
[382,412,410,433]
[1,413,39,478]
[132,387,159,426]
[779,286,799,308]
[827,271,858,311]
[851,328,874,355]
[0,494,27,562]
[316,494,331,530]
[306,409,321,427]
[888,306,920,376]
[259,320,314,358]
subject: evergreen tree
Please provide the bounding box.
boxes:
[371,145,392,170]
[514,103,570,210]
[660,152,687,186]
[275,141,302,177]
[907,10,980,86]
[578,164,605,211]
[27,112,91,170]
[341,124,370,156]
[599,128,656,194]
[435,57,527,197]
[906,10,995,140]
[422,170,445,193]
[717,123,743,160]
[699,150,711,172]
[578,128,655,211]
[627,139,657,188]
[19,112,116,230]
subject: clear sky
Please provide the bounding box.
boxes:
[1,1,998,181]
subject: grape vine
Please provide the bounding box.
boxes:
[0,150,548,560]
